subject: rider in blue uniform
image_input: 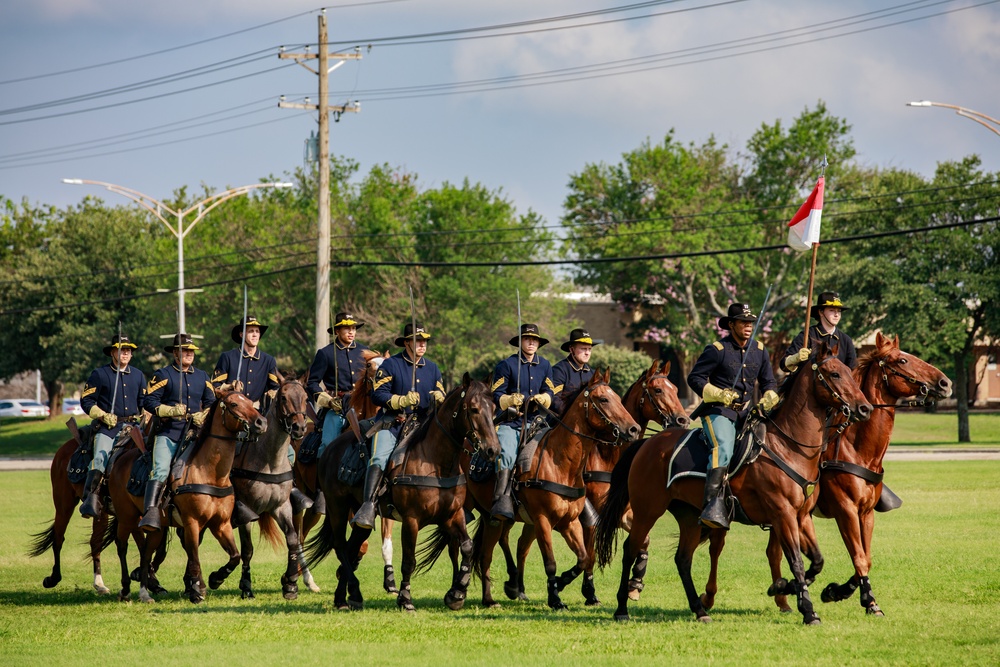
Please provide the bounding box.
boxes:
[687,303,778,530]
[139,333,216,532]
[79,333,148,519]
[781,291,858,373]
[307,311,370,459]
[352,322,445,530]
[550,328,598,416]
[491,323,555,520]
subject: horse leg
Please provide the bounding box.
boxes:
[765,528,793,612]
[297,509,322,593]
[498,521,518,600]
[137,529,164,603]
[115,517,132,602]
[341,526,371,610]
[672,508,712,622]
[237,524,255,599]
[144,528,169,595]
[207,520,242,593]
[444,518,474,611]
[856,509,883,616]
[701,527,727,612]
[275,506,303,601]
[554,519,593,605]
[381,517,397,595]
[800,512,824,585]
[821,502,868,607]
[624,507,647,601]
[479,520,503,608]
[508,523,533,602]
[91,512,111,595]
[531,516,567,610]
[580,521,600,606]
[395,518,419,612]
[774,513,820,625]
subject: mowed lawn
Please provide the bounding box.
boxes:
[0,461,997,666]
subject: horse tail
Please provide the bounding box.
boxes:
[470,515,486,582]
[99,515,119,556]
[26,522,55,558]
[595,438,644,570]
[414,525,450,576]
[303,513,337,567]
[257,513,284,552]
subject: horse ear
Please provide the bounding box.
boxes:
[830,340,840,358]
[462,371,472,388]
[275,369,286,384]
[661,360,671,375]
[875,331,886,348]
[383,349,390,359]
[485,371,494,386]
[893,334,901,349]
[647,359,658,376]
[603,367,612,384]
[588,372,600,386]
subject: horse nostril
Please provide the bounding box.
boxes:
[628,425,641,439]
[939,378,953,390]
[677,416,690,428]
[256,417,268,432]
[857,404,872,420]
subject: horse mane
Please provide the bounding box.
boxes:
[556,383,591,420]
[853,346,882,386]
[191,395,225,450]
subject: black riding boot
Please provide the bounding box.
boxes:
[351,464,383,530]
[230,499,259,528]
[79,470,105,519]
[311,490,327,516]
[700,467,730,530]
[138,480,166,533]
[491,468,515,521]
[290,487,314,514]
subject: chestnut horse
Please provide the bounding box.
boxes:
[767,333,952,616]
[305,374,500,611]
[469,369,641,610]
[106,390,266,603]
[596,341,872,624]
[498,360,689,605]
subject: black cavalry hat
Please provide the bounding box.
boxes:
[810,291,850,319]
[103,333,138,356]
[231,314,269,343]
[163,333,200,355]
[394,322,432,347]
[718,303,758,330]
[327,311,365,335]
[561,328,601,353]
[508,323,550,348]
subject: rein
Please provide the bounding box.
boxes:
[867,358,934,408]
[275,381,308,435]
[635,374,684,428]
[542,383,631,447]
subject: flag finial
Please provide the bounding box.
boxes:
[820,154,828,176]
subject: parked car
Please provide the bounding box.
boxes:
[0,399,50,420]
[62,399,85,416]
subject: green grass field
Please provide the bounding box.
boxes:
[1,461,997,666]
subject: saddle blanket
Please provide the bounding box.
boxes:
[665,426,758,489]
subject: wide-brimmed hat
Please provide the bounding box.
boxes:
[103,333,138,356]
[327,311,365,335]
[561,328,601,353]
[394,322,432,347]
[811,291,850,319]
[231,315,268,343]
[718,303,758,330]
[163,333,200,355]
[508,323,550,348]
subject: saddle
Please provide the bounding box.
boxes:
[665,418,765,489]
[67,423,95,485]
[297,430,323,466]
[467,416,550,484]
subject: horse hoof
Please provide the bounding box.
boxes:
[208,574,225,590]
[697,614,713,623]
[503,580,519,600]
[95,584,111,595]
[43,575,61,589]
[307,581,321,593]
[189,595,204,604]
[118,590,131,602]
[866,604,884,617]
[347,599,364,611]
[767,578,788,597]
[149,584,167,596]
[548,601,568,611]
[483,601,501,609]
[241,590,255,600]
[283,590,298,601]
[804,614,821,625]
[627,589,641,601]
[139,593,155,604]
[444,590,466,611]
[779,607,792,614]
[613,612,630,622]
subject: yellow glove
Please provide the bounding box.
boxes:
[265,389,277,401]
[192,408,210,427]
[702,382,739,407]
[784,347,812,370]
[219,380,245,394]
[156,404,187,418]
[316,392,336,409]
[89,405,118,428]
[758,389,780,412]
[429,390,446,405]
[531,393,552,410]
[499,393,525,411]
[389,391,421,410]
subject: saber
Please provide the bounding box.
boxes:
[109,320,123,417]
[235,285,248,392]
[731,283,774,391]
[332,305,339,401]
[516,289,522,396]
[409,286,417,393]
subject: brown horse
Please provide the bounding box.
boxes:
[105,390,266,603]
[498,359,689,604]
[596,340,872,624]
[305,374,500,611]
[469,369,641,610]
[766,333,952,616]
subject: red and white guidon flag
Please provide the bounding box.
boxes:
[787,176,824,252]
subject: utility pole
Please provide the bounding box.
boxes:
[279,11,361,351]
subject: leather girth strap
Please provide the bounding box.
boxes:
[821,459,884,484]
[229,468,294,484]
[519,478,586,499]
[391,474,466,489]
[173,483,234,498]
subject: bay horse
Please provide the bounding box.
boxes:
[229,375,309,600]
[468,369,641,610]
[596,340,872,624]
[305,373,499,611]
[766,333,952,616]
[498,360,689,605]
[104,390,265,603]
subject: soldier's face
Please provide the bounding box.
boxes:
[570,343,592,365]
[819,308,842,329]
[336,326,356,345]
[244,326,261,348]
[730,320,753,343]
[113,348,132,368]
[521,337,539,357]
[406,339,427,359]
[174,348,195,369]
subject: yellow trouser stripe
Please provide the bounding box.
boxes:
[704,417,720,469]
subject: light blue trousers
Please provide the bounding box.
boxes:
[150,435,178,483]
[318,411,346,459]
[497,424,522,470]
[90,433,115,473]
[701,414,736,471]
[369,428,397,469]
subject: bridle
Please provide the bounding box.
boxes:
[217,395,256,442]
[638,374,685,428]
[434,388,489,458]
[275,381,308,434]
[868,356,933,408]
[546,383,632,447]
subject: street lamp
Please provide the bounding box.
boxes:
[62,179,294,333]
[907,100,1000,138]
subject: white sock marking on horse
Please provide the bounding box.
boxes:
[382,537,393,566]
[139,586,153,603]
[93,574,110,594]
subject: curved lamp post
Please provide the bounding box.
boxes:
[62,178,293,332]
[907,100,1000,138]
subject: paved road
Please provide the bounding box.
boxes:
[2,449,998,471]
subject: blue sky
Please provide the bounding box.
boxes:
[2,0,998,229]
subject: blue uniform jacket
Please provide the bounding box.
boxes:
[781,324,858,373]
[687,336,776,422]
[145,364,216,441]
[371,352,444,434]
[80,364,148,438]
[306,341,370,402]
[211,348,279,403]
[491,353,555,425]
[550,357,594,415]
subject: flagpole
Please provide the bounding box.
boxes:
[802,155,828,346]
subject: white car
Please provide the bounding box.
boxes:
[63,399,85,416]
[0,399,50,419]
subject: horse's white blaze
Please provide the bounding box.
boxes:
[93,574,110,594]
[382,536,393,566]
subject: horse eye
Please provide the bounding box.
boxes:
[653,388,662,394]
[469,408,480,415]
[831,373,840,380]
[899,358,908,364]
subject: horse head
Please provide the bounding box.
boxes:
[636,359,689,429]
[347,349,389,419]
[809,339,872,424]
[275,374,309,440]
[568,369,641,445]
[864,332,953,402]
[441,372,501,463]
[215,389,268,436]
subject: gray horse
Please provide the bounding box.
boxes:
[229,376,311,600]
